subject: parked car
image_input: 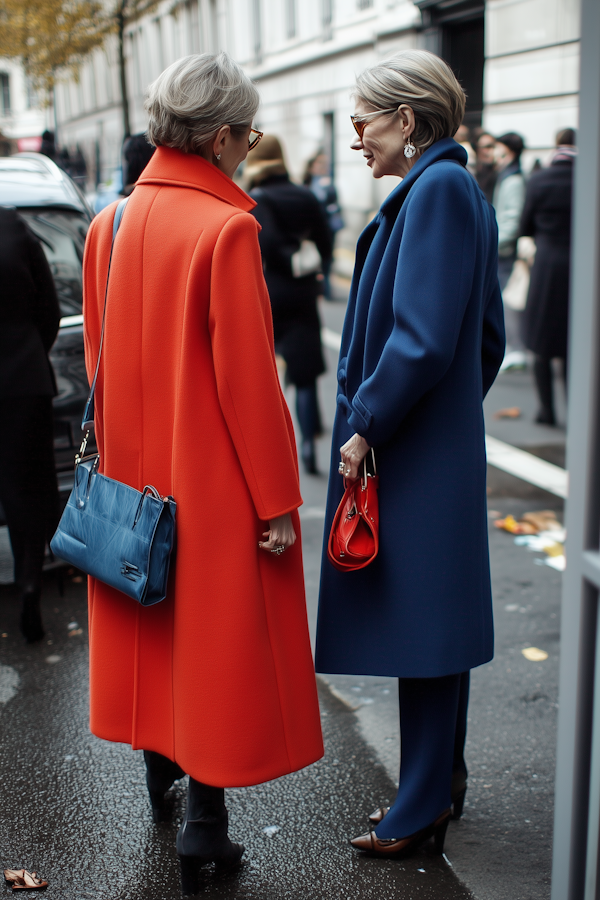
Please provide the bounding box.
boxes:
[0,152,96,515]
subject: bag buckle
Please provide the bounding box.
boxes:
[75,430,90,466]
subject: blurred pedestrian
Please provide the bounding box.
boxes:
[82,53,323,895]
[520,128,576,424]
[473,131,497,203]
[0,207,60,642]
[71,145,88,187]
[246,135,332,475]
[121,132,155,195]
[493,132,526,366]
[303,149,343,298]
[40,130,57,162]
[316,50,504,859]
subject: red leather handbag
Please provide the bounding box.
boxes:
[327,450,379,572]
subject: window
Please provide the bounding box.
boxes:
[286,0,296,38]
[357,0,373,8]
[0,73,10,115]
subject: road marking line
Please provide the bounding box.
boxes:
[485,436,567,498]
[321,327,342,351]
[321,326,568,498]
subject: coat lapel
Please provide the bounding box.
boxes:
[339,138,469,397]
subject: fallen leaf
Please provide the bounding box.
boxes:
[522,647,548,662]
[494,515,537,534]
[493,407,521,419]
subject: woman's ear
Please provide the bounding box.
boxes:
[397,105,415,140]
[212,124,231,161]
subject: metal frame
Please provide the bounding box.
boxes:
[552,1,600,897]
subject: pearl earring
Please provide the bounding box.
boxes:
[216,153,221,161]
[404,138,416,159]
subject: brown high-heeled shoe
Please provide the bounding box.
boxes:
[351,808,451,858]
[4,869,48,890]
[368,774,468,825]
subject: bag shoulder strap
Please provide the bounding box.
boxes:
[81,197,129,431]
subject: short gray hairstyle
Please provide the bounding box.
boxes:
[355,50,466,152]
[145,52,260,154]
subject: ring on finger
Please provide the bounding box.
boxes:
[338,461,345,474]
[271,545,285,555]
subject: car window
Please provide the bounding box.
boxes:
[19,210,89,317]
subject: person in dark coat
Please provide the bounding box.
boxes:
[246,135,333,474]
[315,49,505,859]
[121,132,155,196]
[520,128,576,424]
[0,206,61,642]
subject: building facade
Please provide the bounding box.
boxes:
[52,0,580,243]
[0,58,48,154]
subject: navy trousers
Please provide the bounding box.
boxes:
[376,671,470,839]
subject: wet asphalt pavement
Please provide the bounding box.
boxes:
[0,572,472,900]
[0,289,564,899]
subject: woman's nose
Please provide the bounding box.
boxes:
[350,134,363,151]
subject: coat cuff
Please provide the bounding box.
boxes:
[347,393,373,438]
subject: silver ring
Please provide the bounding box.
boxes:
[271,545,285,555]
[338,461,345,473]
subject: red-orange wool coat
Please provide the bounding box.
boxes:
[82,146,324,787]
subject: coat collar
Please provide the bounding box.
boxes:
[379,137,468,218]
[137,146,256,212]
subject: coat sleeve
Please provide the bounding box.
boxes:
[481,278,506,398]
[307,192,333,266]
[209,212,303,521]
[497,175,525,251]
[347,169,477,447]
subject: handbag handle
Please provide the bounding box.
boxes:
[360,448,377,489]
[76,198,129,462]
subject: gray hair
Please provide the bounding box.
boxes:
[355,50,466,152]
[145,53,260,154]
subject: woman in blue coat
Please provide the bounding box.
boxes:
[315,50,505,858]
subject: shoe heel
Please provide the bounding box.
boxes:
[433,814,450,855]
[452,786,466,820]
[148,789,166,824]
[178,855,201,896]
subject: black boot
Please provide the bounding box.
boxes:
[19,589,45,643]
[533,356,556,425]
[177,778,244,895]
[144,750,186,823]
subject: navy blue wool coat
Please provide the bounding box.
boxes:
[315,138,505,679]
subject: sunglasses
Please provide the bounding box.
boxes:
[249,128,263,151]
[350,108,398,140]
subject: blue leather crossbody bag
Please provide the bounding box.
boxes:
[50,199,177,606]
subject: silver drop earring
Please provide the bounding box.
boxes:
[404,138,416,159]
[216,153,221,161]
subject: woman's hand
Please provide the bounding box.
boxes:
[259,513,297,554]
[339,433,371,481]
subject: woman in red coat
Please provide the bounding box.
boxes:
[82,52,323,895]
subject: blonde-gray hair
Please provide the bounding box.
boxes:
[355,50,466,153]
[145,52,260,154]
